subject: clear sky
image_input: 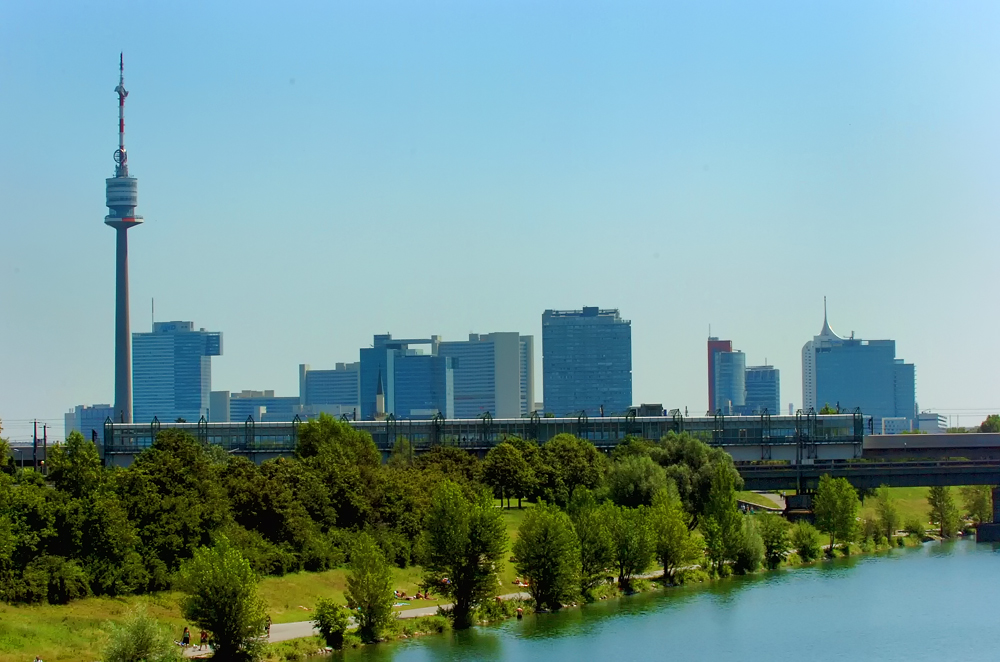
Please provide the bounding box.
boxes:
[2,1,999,443]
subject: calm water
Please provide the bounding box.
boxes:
[344,540,1000,661]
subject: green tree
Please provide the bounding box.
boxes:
[177,537,267,661]
[650,432,744,529]
[756,513,791,569]
[813,475,860,555]
[790,521,822,562]
[604,503,654,591]
[537,434,607,506]
[568,488,614,595]
[482,442,532,509]
[648,485,700,582]
[927,486,961,538]
[513,504,581,610]
[423,481,508,629]
[818,403,838,415]
[979,415,1000,433]
[701,463,742,574]
[102,604,182,662]
[873,485,900,542]
[346,532,394,642]
[314,598,350,649]
[47,431,102,498]
[732,516,764,575]
[960,485,993,524]
[607,455,669,508]
[116,429,229,588]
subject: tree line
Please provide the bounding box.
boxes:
[0,414,994,656]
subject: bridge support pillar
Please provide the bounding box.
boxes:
[975,488,1000,542]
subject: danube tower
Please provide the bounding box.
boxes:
[105,54,143,423]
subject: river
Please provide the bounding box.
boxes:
[343,540,999,661]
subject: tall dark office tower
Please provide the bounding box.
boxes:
[105,55,143,423]
[542,307,632,417]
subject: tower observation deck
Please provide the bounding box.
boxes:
[105,54,143,423]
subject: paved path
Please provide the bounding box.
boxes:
[183,590,533,655]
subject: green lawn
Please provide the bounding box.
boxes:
[860,486,931,525]
[736,491,782,511]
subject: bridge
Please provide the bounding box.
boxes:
[100,411,864,464]
[97,414,1000,492]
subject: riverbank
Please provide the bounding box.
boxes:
[338,539,999,662]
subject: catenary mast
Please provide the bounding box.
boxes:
[105,54,143,423]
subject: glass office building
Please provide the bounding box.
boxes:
[713,350,746,414]
[65,404,115,439]
[542,307,632,417]
[359,335,453,420]
[228,390,300,422]
[132,321,222,423]
[811,328,916,429]
[299,362,360,411]
[744,365,780,415]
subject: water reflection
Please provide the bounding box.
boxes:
[342,541,998,662]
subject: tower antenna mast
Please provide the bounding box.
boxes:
[114,52,129,177]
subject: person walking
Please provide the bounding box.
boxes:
[199,630,208,651]
[181,627,190,648]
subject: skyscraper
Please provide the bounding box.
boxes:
[359,335,454,420]
[707,337,733,412]
[132,321,222,423]
[542,307,632,417]
[105,55,143,423]
[713,350,746,414]
[745,365,780,415]
[438,333,535,418]
[802,303,916,428]
[801,298,840,412]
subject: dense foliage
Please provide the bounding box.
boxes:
[2,418,867,629]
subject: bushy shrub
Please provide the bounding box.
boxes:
[20,556,90,604]
[314,598,350,649]
[732,517,764,575]
[791,522,822,562]
[904,516,926,538]
[103,605,182,662]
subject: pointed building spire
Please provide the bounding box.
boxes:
[376,369,384,396]
[818,296,841,340]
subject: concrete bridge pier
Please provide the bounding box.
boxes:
[974,487,1000,542]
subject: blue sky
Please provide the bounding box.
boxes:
[2,1,999,442]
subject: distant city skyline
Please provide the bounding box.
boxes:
[3,2,1000,441]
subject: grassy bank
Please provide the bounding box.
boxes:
[0,506,533,662]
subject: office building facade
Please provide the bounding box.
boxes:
[64,404,115,439]
[542,307,632,417]
[803,307,916,429]
[359,335,454,420]
[299,362,360,412]
[713,350,746,414]
[744,365,780,415]
[227,390,300,422]
[438,332,535,418]
[707,338,733,413]
[133,321,222,423]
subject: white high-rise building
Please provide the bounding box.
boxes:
[801,300,842,412]
[437,332,535,419]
